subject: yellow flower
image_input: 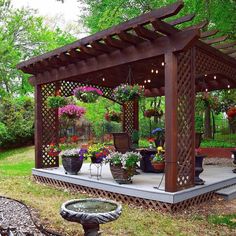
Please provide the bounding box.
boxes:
[157,146,163,151]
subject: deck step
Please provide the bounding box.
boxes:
[216,185,236,200]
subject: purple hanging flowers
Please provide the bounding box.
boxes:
[73,86,103,103]
[59,104,86,119]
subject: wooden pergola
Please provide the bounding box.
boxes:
[17,1,236,193]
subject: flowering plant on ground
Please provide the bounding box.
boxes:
[73,86,103,103]
[151,146,165,163]
[113,84,144,103]
[84,143,110,163]
[59,104,86,120]
[104,151,141,169]
[59,148,87,159]
[104,111,122,123]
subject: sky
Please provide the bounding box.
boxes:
[11,0,88,37]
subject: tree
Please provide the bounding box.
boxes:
[0,0,75,98]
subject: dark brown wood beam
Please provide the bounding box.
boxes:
[214,41,236,50]
[68,49,91,60]
[183,20,208,31]
[168,13,195,26]
[200,29,219,39]
[133,25,161,40]
[90,41,114,53]
[222,47,236,55]
[151,19,178,36]
[17,1,184,70]
[203,35,228,45]
[117,31,144,44]
[80,45,102,56]
[33,29,199,85]
[104,36,130,49]
[229,52,236,58]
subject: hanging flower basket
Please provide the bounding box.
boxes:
[227,107,236,133]
[46,96,67,109]
[144,109,163,118]
[58,104,86,120]
[113,84,143,103]
[73,86,103,103]
[104,111,122,123]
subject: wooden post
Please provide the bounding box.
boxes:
[35,84,43,168]
[164,52,178,192]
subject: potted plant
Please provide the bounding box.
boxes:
[46,96,67,109]
[60,148,87,175]
[105,151,141,184]
[59,104,86,120]
[73,86,103,103]
[113,84,143,103]
[144,109,163,118]
[104,111,122,123]
[85,143,110,163]
[151,146,165,172]
[151,127,165,147]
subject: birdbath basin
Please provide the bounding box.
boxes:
[60,198,122,236]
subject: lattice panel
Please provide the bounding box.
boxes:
[60,80,120,103]
[41,83,59,168]
[176,49,195,190]
[123,101,135,136]
[33,175,215,213]
[196,47,236,84]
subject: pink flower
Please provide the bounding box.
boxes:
[58,104,86,118]
[73,86,103,96]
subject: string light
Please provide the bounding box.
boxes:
[205,74,207,77]
[151,69,154,73]
[227,85,230,88]
[102,77,105,81]
[214,75,216,80]
[147,79,151,83]
[144,80,147,84]
[205,88,208,92]
[161,62,165,66]
[155,70,159,74]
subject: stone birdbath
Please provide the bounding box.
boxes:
[60,198,122,236]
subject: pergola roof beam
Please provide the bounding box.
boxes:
[151,19,178,35]
[203,35,228,45]
[168,13,195,26]
[133,25,162,40]
[17,1,184,70]
[184,20,208,31]
[222,47,236,55]
[117,31,144,44]
[200,29,219,39]
[104,36,130,49]
[214,41,236,49]
[90,41,114,53]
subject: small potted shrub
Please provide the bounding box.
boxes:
[151,146,165,172]
[73,86,103,103]
[60,148,87,175]
[46,96,67,109]
[113,84,143,103]
[105,151,141,184]
[47,143,61,157]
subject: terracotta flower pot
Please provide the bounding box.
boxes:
[151,162,165,172]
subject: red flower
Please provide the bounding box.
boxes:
[71,135,79,142]
[227,107,236,119]
[147,137,155,143]
[59,137,67,144]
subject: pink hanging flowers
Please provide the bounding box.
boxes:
[73,86,103,103]
[58,104,86,119]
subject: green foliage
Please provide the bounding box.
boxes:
[46,96,67,108]
[0,96,34,147]
[0,0,75,98]
[0,122,8,146]
[201,140,236,148]
[195,116,204,133]
[208,214,236,228]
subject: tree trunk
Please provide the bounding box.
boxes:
[204,104,212,139]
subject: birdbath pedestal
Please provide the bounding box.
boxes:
[60,198,122,236]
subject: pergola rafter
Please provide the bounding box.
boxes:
[17,1,236,193]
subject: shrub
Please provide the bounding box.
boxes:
[0,97,34,148]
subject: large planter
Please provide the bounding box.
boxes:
[195,154,205,185]
[110,164,134,184]
[151,162,165,172]
[62,157,83,175]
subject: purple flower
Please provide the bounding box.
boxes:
[73,86,103,96]
[58,104,86,118]
[151,128,164,134]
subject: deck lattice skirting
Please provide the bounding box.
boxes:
[33,175,215,212]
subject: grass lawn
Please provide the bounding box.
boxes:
[0,146,236,235]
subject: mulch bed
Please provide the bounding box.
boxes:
[0,197,61,236]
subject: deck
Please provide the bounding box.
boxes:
[32,163,236,204]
